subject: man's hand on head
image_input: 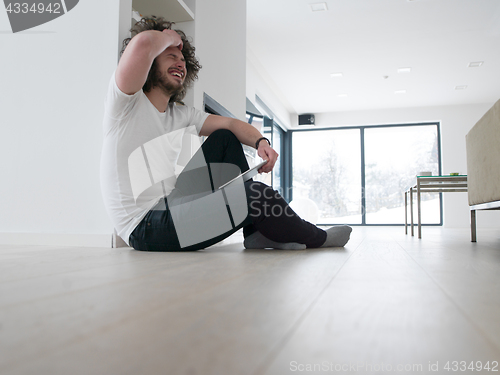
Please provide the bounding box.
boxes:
[162,29,183,50]
[257,142,278,173]
[116,28,184,95]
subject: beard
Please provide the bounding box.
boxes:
[157,72,184,98]
[147,60,185,102]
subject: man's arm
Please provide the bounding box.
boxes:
[200,115,278,173]
[115,29,183,95]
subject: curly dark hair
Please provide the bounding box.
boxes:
[121,16,201,104]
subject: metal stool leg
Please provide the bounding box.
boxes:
[410,187,414,236]
[405,191,408,234]
[471,210,477,242]
[417,180,422,239]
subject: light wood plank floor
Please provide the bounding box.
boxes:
[1,227,500,375]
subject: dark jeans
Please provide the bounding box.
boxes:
[129,129,326,251]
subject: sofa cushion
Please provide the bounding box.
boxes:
[466,99,500,206]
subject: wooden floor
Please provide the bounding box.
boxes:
[1,227,500,375]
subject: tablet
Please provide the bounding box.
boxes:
[218,160,268,190]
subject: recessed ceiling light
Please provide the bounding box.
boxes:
[330,72,343,78]
[397,67,412,73]
[468,61,484,68]
[310,2,328,12]
[337,94,348,97]
[395,90,407,94]
[455,85,468,90]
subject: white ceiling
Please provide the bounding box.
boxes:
[246,0,500,115]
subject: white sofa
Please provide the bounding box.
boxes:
[465,98,500,242]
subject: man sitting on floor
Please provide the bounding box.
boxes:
[100,16,352,251]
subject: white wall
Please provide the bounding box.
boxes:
[246,47,295,129]
[191,0,247,120]
[0,0,123,247]
[314,103,498,228]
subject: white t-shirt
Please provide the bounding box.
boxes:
[100,72,209,245]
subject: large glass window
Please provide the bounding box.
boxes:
[292,123,441,225]
[293,129,362,224]
[364,125,440,224]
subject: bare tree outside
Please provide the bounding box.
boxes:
[293,129,361,224]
